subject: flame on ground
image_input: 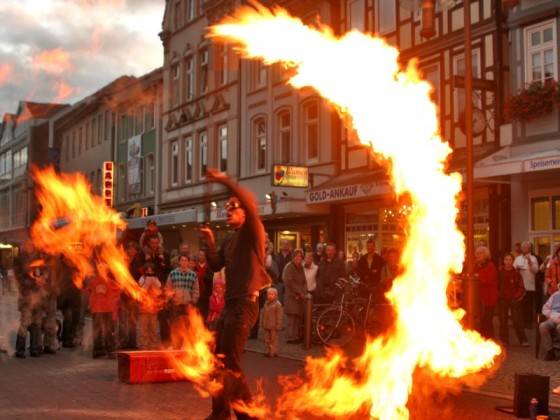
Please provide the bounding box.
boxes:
[210,3,501,419]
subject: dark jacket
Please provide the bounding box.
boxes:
[356,253,385,288]
[317,258,346,297]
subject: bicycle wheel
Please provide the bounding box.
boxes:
[316,307,355,347]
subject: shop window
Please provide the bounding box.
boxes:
[553,196,560,230]
[532,197,550,231]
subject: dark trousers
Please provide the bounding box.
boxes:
[60,294,81,346]
[498,297,527,344]
[480,304,495,339]
[211,297,259,420]
[158,308,170,346]
[522,290,536,327]
[118,295,137,349]
[92,312,115,355]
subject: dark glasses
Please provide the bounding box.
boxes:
[225,201,241,210]
[145,271,155,275]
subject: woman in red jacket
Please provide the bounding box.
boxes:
[475,246,498,339]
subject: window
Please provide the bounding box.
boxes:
[421,64,441,111]
[200,131,208,178]
[453,50,481,122]
[254,118,267,171]
[72,131,76,158]
[217,43,228,86]
[200,49,209,95]
[185,136,193,183]
[185,57,194,101]
[0,150,11,180]
[172,64,180,107]
[218,125,228,172]
[146,153,155,194]
[525,20,557,83]
[277,111,291,164]
[171,141,179,187]
[252,60,267,89]
[349,0,366,32]
[65,135,70,161]
[530,190,560,258]
[98,114,103,144]
[135,106,144,135]
[303,101,319,160]
[174,1,182,30]
[376,0,396,35]
[92,118,97,147]
[146,100,155,129]
[85,122,90,150]
[186,0,195,22]
[78,127,83,154]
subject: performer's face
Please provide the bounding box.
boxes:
[225,197,245,229]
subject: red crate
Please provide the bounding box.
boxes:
[117,350,189,384]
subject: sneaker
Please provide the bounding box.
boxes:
[29,351,40,357]
[15,351,26,359]
[521,341,530,347]
[43,347,56,354]
[544,350,556,361]
[553,386,560,395]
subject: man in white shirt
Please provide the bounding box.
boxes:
[514,241,539,328]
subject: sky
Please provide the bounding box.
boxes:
[0,0,164,116]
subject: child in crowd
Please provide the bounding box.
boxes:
[259,287,284,357]
[86,270,120,359]
[138,219,164,254]
[206,279,225,331]
[137,262,162,350]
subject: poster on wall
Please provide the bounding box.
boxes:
[128,135,142,195]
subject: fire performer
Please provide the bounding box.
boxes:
[199,169,268,420]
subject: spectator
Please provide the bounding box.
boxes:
[171,242,191,269]
[356,238,385,290]
[194,248,213,320]
[119,241,142,350]
[283,249,307,344]
[512,241,522,258]
[57,256,82,348]
[346,251,360,277]
[475,246,498,339]
[316,243,346,303]
[13,241,45,358]
[273,238,292,303]
[137,262,162,350]
[544,245,560,298]
[206,279,225,331]
[86,272,120,359]
[313,243,325,266]
[138,219,164,255]
[259,287,283,357]
[538,289,560,361]
[303,252,318,295]
[380,248,401,296]
[497,253,528,347]
[166,254,199,350]
[513,241,539,328]
[141,234,171,345]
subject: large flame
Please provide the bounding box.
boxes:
[210,3,501,419]
[31,167,148,305]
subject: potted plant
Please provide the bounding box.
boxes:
[507,80,560,122]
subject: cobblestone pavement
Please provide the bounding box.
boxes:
[2,289,560,419]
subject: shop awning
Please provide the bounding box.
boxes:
[306,170,392,204]
[124,209,198,230]
[474,140,560,179]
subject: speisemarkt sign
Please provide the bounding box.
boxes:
[272,165,309,187]
[523,155,560,172]
[306,180,392,204]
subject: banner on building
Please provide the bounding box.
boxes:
[128,135,142,195]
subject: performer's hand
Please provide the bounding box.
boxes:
[199,226,215,248]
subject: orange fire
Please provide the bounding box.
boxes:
[31,166,221,394]
[31,167,145,303]
[210,3,501,419]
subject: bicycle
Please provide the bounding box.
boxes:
[316,276,391,347]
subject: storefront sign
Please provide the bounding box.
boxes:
[272,165,309,187]
[306,180,392,204]
[523,155,560,172]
